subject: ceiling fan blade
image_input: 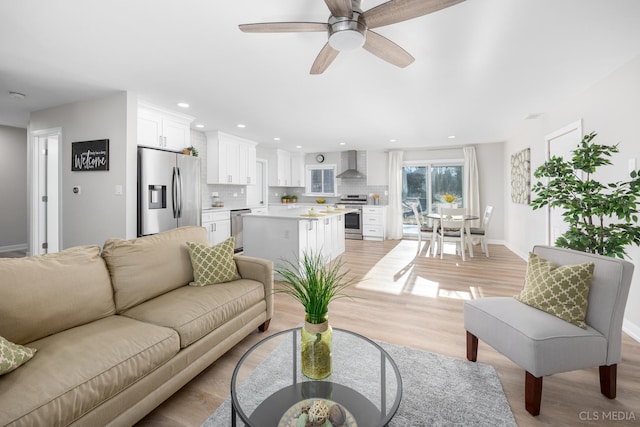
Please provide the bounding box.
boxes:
[363,0,466,29]
[239,22,328,33]
[362,30,414,68]
[324,0,353,18]
[310,43,339,74]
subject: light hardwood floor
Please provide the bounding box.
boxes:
[137,240,640,427]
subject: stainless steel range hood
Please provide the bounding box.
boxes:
[336,150,366,179]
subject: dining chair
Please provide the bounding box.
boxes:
[410,203,434,256]
[469,205,493,257]
[438,207,467,261]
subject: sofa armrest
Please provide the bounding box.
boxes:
[234,254,274,320]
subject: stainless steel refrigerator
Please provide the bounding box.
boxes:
[138,147,201,236]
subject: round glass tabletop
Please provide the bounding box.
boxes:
[231,327,402,426]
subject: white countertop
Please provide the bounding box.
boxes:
[246,205,356,220]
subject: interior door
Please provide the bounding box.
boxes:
[31,129,60,255]
[545,120,583,245]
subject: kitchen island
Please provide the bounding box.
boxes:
[243,206,353,271]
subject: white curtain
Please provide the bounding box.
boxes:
[463,146,481,228]
[387,150,404,240]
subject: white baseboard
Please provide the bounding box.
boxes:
[623,319,640,343]
[502,241,528,260]
[0,244,27,253]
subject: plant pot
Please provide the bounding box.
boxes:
[301,313,332,379]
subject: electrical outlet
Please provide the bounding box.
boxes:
[240,188,244,194]
[233,193,238,197]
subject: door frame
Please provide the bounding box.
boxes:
[29,127,62,255]
[544,119,582,245]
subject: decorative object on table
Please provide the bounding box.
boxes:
[182,145,198,156]
[282,195,292,204]
[316,198,326,204]
[530,132,640,258]
[279,399,355,427]
[71,139,109,171]
[372,194,380,205]
[510,147,531,204]
[291,195,298,203]
[275,252,356,379]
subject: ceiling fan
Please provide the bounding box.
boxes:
[239,0,466,74]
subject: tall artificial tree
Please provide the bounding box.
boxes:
[530,132,640,258]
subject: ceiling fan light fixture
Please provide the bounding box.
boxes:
[328,13,366,51]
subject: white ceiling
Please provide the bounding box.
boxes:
[1,0,639,152]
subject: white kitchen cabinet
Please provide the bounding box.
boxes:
[202,210,231,245]
[138,102,193,151]
[206,131,258,185]
[291,153,306,187]
[362,205,387,241]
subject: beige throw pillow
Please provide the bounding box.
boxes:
[515,252,594,328]
[0,336,36,375]
[187,237,241,286]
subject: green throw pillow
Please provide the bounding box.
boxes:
[187,237,241,286]
[0,336,37,375]
[515,252,594,328]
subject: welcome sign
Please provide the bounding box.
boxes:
[72,139,109,171]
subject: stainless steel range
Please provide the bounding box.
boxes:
[339,194,368,240]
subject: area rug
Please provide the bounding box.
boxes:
[202,334,516,427]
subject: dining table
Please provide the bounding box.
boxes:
[426,212,480,257]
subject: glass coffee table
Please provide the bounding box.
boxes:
[231,327,402,426]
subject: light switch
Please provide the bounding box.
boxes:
[115,185,123,195]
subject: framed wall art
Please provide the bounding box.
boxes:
[72,139,109,171]
[510,147,531,204]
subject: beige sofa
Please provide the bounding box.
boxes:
[0,226,274,427]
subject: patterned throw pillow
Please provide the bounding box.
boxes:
[186,237,241,286]
[515,253,594,328]
[0,336,37,375]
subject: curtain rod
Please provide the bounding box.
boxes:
[384,144,472,153]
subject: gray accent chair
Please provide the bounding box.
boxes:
[463,245,634,416]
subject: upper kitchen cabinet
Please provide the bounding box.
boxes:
[291,153,306,187]
[138,101,193,152]
[366,150,388,186]
[268,149,292,187]
[206,131,258,185]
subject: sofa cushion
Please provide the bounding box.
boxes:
[0,246,115,345]
[0,336,36,375]
[102,226,209,312]
[187,237,240,286]
[0,316,179,427]
[515,252,594,328]
[122,279,266,348]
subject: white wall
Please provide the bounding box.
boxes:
[504,55,640,338]
[0,125,28,250]
[29,92,136,248]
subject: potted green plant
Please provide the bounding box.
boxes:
[530,131,640,258]
[275,251,356,379]
[281,194,291,204]
[182,146,199,157]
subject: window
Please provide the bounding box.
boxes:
[402,161,464,230]
[305,165,337,196]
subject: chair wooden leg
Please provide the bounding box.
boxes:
[466,331,478,362]
[599,364,617,398]
[525,371,543,416]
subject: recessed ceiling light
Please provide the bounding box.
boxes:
[273,137,281,141]
[389,139,397,143]
[339,142,346,146]
[237,124,246,128]
[8,91,26,100]
[195,124,204,128]
[177,102,189,108]
[448,135,456,139]
[295,145,302,149]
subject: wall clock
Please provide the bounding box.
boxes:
[315,154,325,163]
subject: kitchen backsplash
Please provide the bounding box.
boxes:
[268,181,389,206]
